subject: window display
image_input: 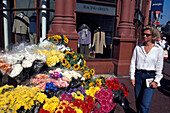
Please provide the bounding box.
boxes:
[78,24,91,59]
[12,12,29,43]
[29,11,37,44]
[92,26,106,58]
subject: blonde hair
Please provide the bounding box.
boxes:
[142,25,160,43]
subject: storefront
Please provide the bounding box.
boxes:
[0,0,151,76]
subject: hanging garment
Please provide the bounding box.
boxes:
[92,31,106,54]
[12,13,29,34]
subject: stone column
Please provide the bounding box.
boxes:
[143,0,151,26]
[112,0,136,76]
[47,0,79,52]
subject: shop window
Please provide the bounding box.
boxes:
[76,13,115,59]
[0,0,55,46]
[95,0,117,3]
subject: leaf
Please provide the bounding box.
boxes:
[97,104,100,109]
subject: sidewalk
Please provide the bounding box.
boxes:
[113,60,170,113]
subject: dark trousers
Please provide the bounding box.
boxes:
[135,70,156,113]
[16,33,27,43]
[80,44,89,59]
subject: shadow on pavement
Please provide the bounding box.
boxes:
[122,98,136,113]
[110,97,136,113]
[158,77,170,96]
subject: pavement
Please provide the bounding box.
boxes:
[113,60,170,113]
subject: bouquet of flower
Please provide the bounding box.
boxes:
[46,34,69,47]
[93,87,116,113]
[0,85,47,113]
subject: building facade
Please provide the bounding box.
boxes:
[0,0,151,76]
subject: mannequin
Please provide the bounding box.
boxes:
[12,12,29,43]
[78,24,91,59]
[29,11,37,44]
[92,26,106,58]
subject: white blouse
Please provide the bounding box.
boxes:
[129,43,164,83]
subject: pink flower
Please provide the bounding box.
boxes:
[100,99,107,106]
[114,78,119,83]
[95,91,101,99]
[111,103,116,110]
[101,104,110,113]
[103,91,109,98]
[100,95,106,100]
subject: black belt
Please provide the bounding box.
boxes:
[136,69,155,73]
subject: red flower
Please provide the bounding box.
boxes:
[63,106,76,113]
[38,108,50,113]
[120,83,129,97]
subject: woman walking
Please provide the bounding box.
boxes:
[129,25,164,113]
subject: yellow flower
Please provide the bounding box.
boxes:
[83,60,86,65]
[89,82,95,87]
[48,36,51,40]
[43,103,50,111]
[73,64,80,70]
[36,93,47,103]
[84,70,90,74]
[14,103,22,110]
[55,109,63,113]
[81,54,84,58]
[61,58,67,66]
[53,35,62,40]
[85,90,90,95]
[64,37,69,44]
[65,51,73,55]
[71,92,77,97]
[81,81,86,87]
[96,79,102,86]
[46,57,56,67]
[83,73,90,79]
[75,108,83,113]
[69,103,77,109]
[73,55,77,60]
[102,75,106,80]
[57,105,65,110]
[79,66,85,71]
[60,100,69,106]
[51,96,59,104]
[58,53,65,59]
[49,103,58,112]
[90,69,95,75]
[66,62,71,68]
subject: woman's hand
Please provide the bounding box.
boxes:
[149,81,158,88]
[131,79,135,87]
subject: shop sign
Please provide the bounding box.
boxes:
[76,3,116,16]
[155,22,160,25]
[151,0,164,12]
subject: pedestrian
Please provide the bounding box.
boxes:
[129,25,164,113]
[157,36,167,49]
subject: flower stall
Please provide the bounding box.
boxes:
[0,35,129,113]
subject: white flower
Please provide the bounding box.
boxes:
[9,64,23,78]
[22,59,33,68]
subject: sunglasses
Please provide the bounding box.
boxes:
[142,33,152,37]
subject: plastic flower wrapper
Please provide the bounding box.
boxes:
[0,59,12,86]
[34,44,65,68]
